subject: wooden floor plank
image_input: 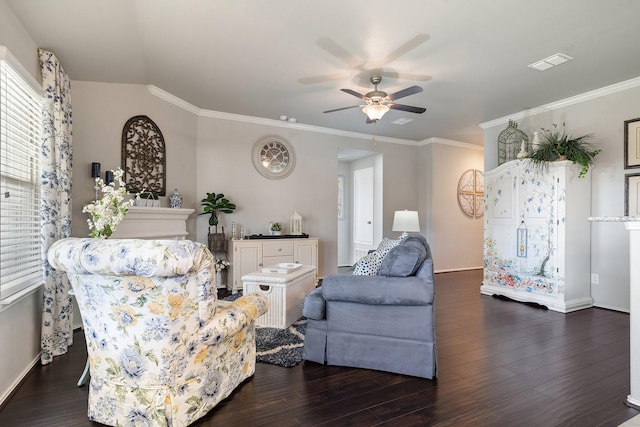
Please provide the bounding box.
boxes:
[0,269,638,426]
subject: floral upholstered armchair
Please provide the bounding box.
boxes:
[47,238,269,427]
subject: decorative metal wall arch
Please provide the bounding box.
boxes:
[121,115,166,195]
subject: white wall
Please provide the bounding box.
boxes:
[194,117,420,277]
[482,80,640,312]
[419,143,434,248]
[72,81,199,239]
[337,161,351,266]
[0,1,39,81]
[419,140,485,271]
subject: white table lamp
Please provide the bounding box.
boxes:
[392,210,420,238]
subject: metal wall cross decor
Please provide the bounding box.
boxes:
[121,115,166,195]
[457,168,484,218]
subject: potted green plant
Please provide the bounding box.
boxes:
[528,124,600,178]
[200,192,236,233]
[200,192,236,254]
[270,222,283,236]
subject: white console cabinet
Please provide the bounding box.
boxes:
[229,238,318,293]
[481,160,592,312]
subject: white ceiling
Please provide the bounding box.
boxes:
[7,0,640,145]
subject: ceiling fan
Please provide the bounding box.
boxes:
[323,76,426,123]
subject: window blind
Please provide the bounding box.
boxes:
[0,58,43,301]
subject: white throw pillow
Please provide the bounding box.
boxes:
[353,251,383,275]
[376,237,402,259]
[353,238,401,275]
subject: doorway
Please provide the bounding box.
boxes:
[353,167,374,261]
[337,148,383,266]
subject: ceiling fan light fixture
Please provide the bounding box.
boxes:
[326,76,424,123]
[363,103,390,122]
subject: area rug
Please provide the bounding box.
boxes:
[222,292,306,367]
[255,318,306,367]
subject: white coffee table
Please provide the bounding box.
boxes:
[242,265,316,328]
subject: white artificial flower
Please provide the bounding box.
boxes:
[83,168,137,238]
[214,259,231,272]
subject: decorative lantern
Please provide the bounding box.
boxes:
[290,210,303,235]
[497,120,528,165]
[517,221,528,258]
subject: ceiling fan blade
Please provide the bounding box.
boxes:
[391,72,432,82]
[387,86,423,101]
[298,71,353,85]
[381,34,431,64]
[378,70,432,82]
[341,88,367,100]
[365,117,375,124]
[323,105,362,113]
[389,103,426,114]
[317,37,362,68]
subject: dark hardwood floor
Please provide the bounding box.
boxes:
[1,270,638,426]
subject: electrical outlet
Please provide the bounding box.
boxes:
[591,273,600,284]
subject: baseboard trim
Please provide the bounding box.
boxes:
[593,303,630,314]
[480,283,593,313]
[0,352,41,410]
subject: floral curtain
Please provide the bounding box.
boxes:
[39,49,73,365]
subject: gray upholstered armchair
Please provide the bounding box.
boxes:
[302,235,436,379]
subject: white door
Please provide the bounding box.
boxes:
[352,167,374,262]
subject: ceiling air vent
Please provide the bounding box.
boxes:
[528,53,573,71]
[393,117,414,125]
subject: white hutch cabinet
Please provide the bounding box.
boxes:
[228,238,318,293]
[481,160,592,312]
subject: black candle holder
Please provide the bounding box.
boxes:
[91,162,101,178]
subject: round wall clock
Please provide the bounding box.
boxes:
[252,136,296,179]
[457,169,484,218]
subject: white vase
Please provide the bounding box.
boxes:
[517,139,528,159]
[216,270,227,287]
[532,131,541,150]
[168,188,183,208]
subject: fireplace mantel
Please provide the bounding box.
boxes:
[110,206,194,239]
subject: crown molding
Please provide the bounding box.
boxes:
[419,137,484,151]
[146,85,200,115]
[479,75,640,130]
[147,84,419,146]
[199,109,420,146]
